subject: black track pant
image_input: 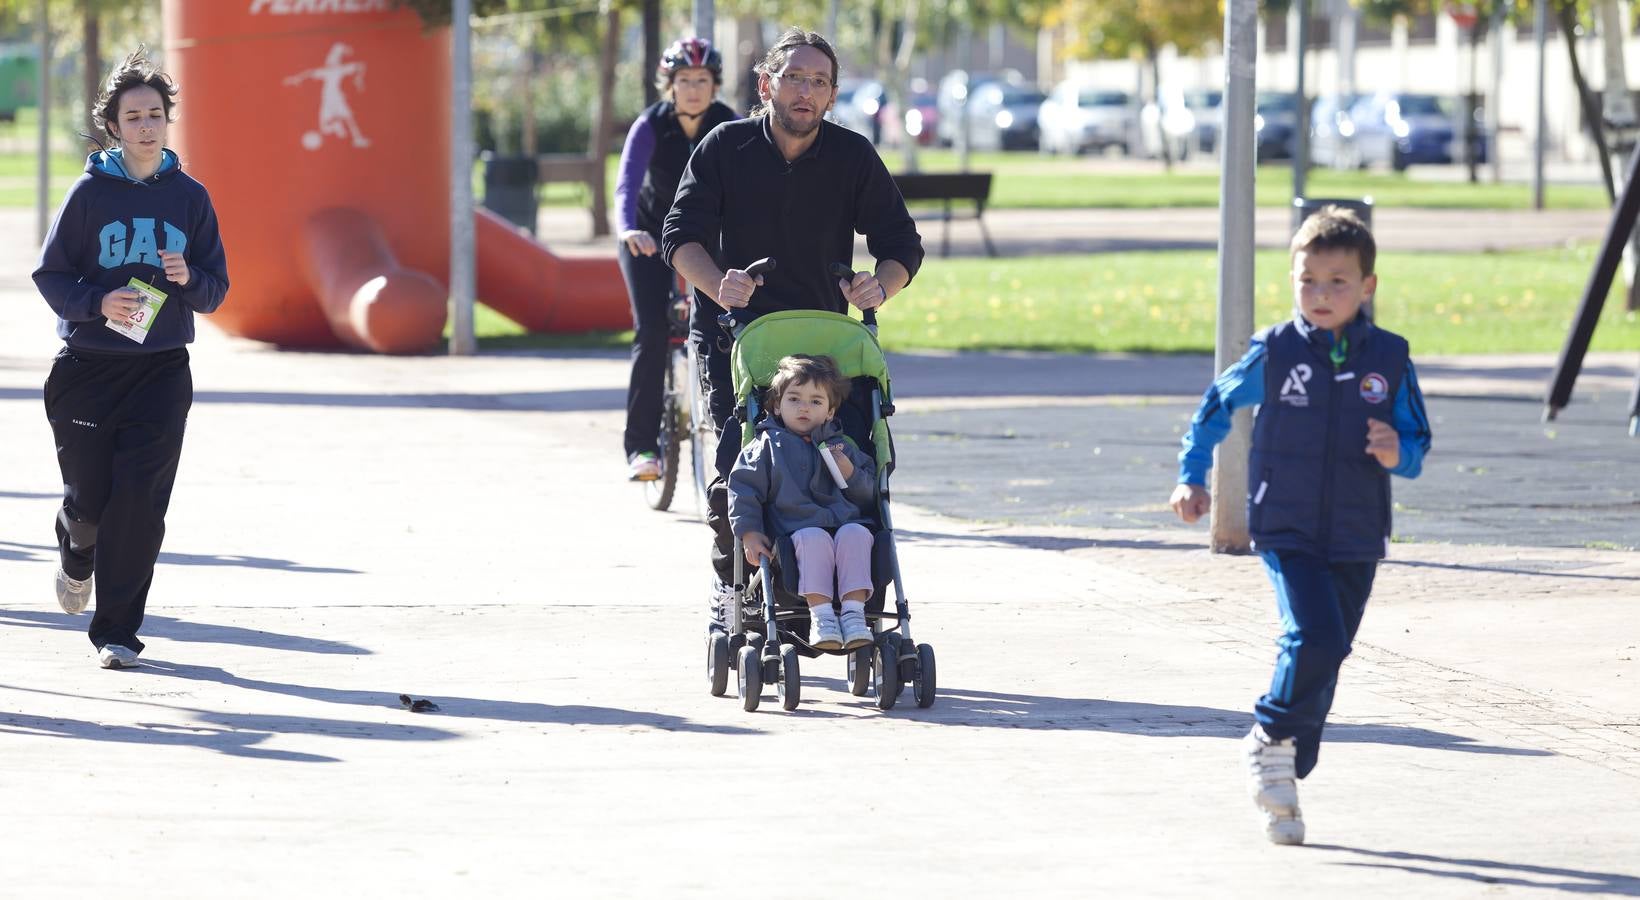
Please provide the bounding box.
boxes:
[692,325,738,586]
[618,242,675,459]
[44,347,192,653]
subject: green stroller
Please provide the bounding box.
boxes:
[705,290,936,713]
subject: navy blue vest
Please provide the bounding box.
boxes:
[1248,315,1409,561]
[635,99,737,236]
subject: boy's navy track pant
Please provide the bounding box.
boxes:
[1255,548,1378,779]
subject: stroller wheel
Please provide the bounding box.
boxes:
[913,643,937,709]
[708,632,730,697]
[872,637,901,711]
[847,646,871,696]
[736,644,762,712]
[778,644,801,711]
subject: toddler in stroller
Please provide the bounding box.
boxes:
[729,354,878,652]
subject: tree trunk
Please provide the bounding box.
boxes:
[1467,20,1480,184]
[896,0,921,173]
[592,0,619,237]
[521,42,538,157]
[1149,46,1172,171]
[81,3,100,141]
[643,0,660,108]
[1557,0,1615,201]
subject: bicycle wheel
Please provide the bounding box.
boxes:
[643,355,681,511]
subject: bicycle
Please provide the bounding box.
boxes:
[644,278,715,517]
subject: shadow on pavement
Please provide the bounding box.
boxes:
[0,539,361,574]
[0,609,371,656]
[1308,845,1640,895]
[0,386,626,412]
[0,707,457,762]
[1383,558,1640,583]
[138,660,765,735]
[899,687,1548,756]
[897,528,1190,553]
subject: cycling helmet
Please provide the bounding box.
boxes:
[658,37,722,82]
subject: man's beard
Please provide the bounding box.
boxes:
[771,97,822,138]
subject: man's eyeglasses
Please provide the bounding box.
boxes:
[775,72,833,93]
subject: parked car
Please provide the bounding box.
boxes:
[935,70,987,147]
[1346,92,1488,170]
[886,89,940,147]
[1037,82,1138,156]
[1254,91,1299,161]
[963,80,1047,151]
[831,78,887,144]
[1184,88,1224,155]
[1309,93,1364,169]
[1138,86,1201,160]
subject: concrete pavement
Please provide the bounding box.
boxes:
[2,229,1639,896]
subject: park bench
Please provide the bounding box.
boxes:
[893,171,996,258]
[537,153,608,237]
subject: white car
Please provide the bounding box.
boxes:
[1037,82,1138,156]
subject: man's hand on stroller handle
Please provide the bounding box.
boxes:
[830,263,886,311]
[742,531,773,567]
[716,257,777,311]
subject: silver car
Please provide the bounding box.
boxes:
[1038,82,1138,156]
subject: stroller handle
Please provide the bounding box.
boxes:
[828,263,879,330]
[716,257,777,334]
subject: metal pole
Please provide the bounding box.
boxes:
[1544,142,1640,419]
[449,0,476,356]
[693,0,714,42]
[1292,0,1309,205]
[35,2,50,245]
[1212,0,1258,555]
[1534,0,1547,210]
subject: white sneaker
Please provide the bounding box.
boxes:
[810,615,843,651]
[627,452,660,482]
[1244,725,1305,845]
[98,644,140,669]
[840,610,873,650]
[55,568,92,615]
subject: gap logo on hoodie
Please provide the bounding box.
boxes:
[98,218,187,270]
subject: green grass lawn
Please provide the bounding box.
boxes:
[3,107,1608,212]
[477,244,1640,356]
[514,151,1610,212]
[885,149,1610,210]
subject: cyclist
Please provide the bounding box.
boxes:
[615,36,738,481]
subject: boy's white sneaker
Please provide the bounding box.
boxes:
[810,615,843,651]
[1244,725,1305,845]
[55,569,92,615]
[839,610,873,650]
[97,644,140,669]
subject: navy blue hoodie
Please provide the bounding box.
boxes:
[34,147,229,354]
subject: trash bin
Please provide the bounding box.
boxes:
[1292,196,1372,234]
[481,152,539,234]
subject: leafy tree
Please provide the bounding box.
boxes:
[1055,0,1222,168]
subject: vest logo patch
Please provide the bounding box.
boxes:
[1279,363,1312,407]
[1359,372,1389,405]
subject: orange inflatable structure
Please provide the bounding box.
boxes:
[161,0,629,353]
